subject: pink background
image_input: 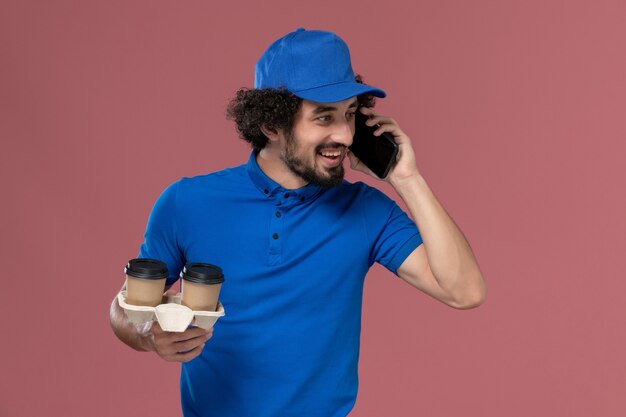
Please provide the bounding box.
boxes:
[1,1,625,416]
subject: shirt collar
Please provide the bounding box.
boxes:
[246,151,323,205]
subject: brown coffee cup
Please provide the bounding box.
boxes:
[124,258,168,307]
[180,263,224,312]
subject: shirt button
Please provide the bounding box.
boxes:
[272,233,279,239]
[275,211,282,218]
[284,193,290,198]
[300,196,305,202]
[263,189,269,195]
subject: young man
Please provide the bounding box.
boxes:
[110,28,486,417]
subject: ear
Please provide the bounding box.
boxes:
[260,124,281,143]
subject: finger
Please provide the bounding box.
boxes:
[347,151,379,179]
[358,108,384,126]
[173,328,212,349]
[366,115,394,127]
[172,334,208,354]
[152,326,207,353]
[164,343,205,363]
[359,106,376,116]
[347,150,362,170]
[373,123,405,139]
[179,326,210,340]
[177,331,212,353]
[178,344,205,362]
[155,331,208,357]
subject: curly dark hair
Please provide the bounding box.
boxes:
[225,75,377,151]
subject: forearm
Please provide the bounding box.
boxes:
[109,293,154,352]
[392,174,486,298]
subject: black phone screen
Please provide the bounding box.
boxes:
[349,110,399,178]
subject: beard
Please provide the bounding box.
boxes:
[280,131,346,188]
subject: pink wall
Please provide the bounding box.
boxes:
[2,1,625,416]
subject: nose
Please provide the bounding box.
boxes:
[329,119,354,147]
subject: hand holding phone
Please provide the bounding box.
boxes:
[349,109,399,179]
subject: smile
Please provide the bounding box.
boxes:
[319,149,343,158]
[316,147,346,168]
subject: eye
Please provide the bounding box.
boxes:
[316,115,332,122]
[346,112,356,120]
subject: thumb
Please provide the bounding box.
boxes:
[347,150,364,171]
[347,150,379,179]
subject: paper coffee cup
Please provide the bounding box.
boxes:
[124,258,168,307]
[180,263,224,312]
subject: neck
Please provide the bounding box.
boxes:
[256,148,308,190]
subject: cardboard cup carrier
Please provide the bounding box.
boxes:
[120,259,225,332]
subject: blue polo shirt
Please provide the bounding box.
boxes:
[139,152,422,417]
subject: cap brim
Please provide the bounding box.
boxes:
[292,82,386,103]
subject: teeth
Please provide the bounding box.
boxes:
[320,151,341,157]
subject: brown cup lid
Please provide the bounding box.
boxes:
[180,263,224,285]
[124,258,168,280]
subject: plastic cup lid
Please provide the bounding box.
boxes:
[124,258,168,280]
[180,263,224,284]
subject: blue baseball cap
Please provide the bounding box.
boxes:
[254,28,386,103]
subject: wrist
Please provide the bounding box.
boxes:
[389,172,427,197]
[136,322,157,352]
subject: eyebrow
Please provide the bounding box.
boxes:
[311,99,359,115]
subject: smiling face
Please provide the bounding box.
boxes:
[279,97,358,188]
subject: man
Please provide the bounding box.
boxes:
[110,28,486,417]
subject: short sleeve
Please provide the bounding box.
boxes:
[359,185,423,274]
[372,204,423,273]
[138,181,185,285]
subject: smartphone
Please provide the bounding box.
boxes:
[349,110,399,179]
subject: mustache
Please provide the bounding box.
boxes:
[315,143,347,152]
